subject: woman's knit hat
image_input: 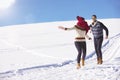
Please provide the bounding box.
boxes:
[76,16,90,33]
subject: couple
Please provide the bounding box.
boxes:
[59,15,109,69]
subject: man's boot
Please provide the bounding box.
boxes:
[77,63,81,69]
[81,59,85,66]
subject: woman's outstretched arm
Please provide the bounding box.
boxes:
[58,26,75,31]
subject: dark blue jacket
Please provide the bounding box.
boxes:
[90,21,109,38]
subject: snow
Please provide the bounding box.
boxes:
[0,19,120,80]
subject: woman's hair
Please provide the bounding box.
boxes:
[92,15,97,18]
[76,16,85,20]
[82,17,85,20]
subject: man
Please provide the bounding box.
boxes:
[90,15,109,64]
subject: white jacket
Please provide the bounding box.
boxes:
[65,26,89,42]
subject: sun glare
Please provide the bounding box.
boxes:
[0,0,15,10]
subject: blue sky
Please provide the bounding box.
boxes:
[0,0,120,26]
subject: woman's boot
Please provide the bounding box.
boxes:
[81,59,85,66]
[77,63,81,69]
[97,58,100,64]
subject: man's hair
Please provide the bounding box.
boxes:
[92,15,97,18]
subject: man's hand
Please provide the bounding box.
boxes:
[105,36,108,39]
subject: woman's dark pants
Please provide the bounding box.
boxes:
[75,41,86,63]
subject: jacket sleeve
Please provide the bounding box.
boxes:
[89,24,92,27]
[100,22,109,36]
[65,26,76,30]
[85,34,90,39]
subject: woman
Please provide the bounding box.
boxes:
[58,16,91,69]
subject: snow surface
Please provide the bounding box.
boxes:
[0,19,120,80]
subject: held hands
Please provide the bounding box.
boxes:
[86,35,92,40]
[88,37,92,40]
[88,36,108,40]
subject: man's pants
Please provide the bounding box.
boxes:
[94,37,103,59]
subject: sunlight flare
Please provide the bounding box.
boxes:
[0,0,15,10]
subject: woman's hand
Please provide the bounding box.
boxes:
[58,26,65,30]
